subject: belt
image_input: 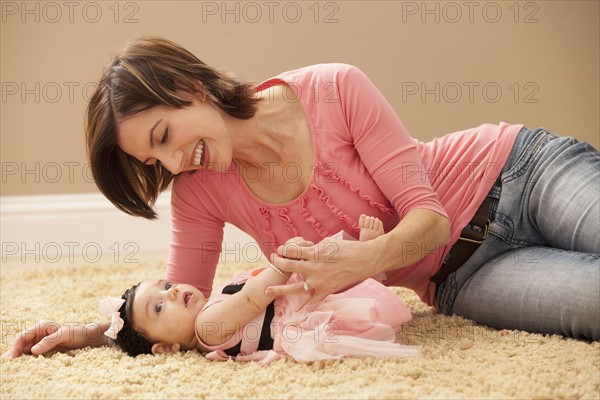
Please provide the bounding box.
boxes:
[430,197,493,286]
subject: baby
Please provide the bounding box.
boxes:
[100,215,420,362]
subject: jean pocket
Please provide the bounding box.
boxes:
[501,127,553,183]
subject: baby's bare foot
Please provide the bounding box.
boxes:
[358,214,384,242]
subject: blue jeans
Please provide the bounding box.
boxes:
[437,127,600,340]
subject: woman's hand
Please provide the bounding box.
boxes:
[265,210,450,306]
[2,320,109,359]
[266,236,379,305]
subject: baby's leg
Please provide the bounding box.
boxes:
[358,214,385,242]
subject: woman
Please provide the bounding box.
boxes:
[5,36,598,358]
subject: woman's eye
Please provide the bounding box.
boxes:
[160,128,169,144]
[155,303,163,314]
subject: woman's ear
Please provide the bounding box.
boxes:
[194,81,207,102]
[151,342,181,355]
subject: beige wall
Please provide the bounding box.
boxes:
[1,0,598,196]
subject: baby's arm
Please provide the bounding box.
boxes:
[196,265,291,346]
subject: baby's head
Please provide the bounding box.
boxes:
[102,279,207,356]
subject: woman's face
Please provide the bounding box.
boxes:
[116,94,233,174]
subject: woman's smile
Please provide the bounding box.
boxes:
[116,97,233,175]
[191,139,205,167]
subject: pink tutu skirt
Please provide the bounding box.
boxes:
[270,273,420,361]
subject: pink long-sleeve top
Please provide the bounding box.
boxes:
[166,63,523,308]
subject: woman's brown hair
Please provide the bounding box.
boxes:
[86,36,262,219]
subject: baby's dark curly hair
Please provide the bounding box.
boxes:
[110,284,154,356]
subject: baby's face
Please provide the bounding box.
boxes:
[132,279,207,349]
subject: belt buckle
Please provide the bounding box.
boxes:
[458,219,491,244]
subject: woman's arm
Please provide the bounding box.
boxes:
[195,265,291,346]
[167,174,226,298]
[268,64,451,304]
[2,320,111,359]
[369,208,450,274]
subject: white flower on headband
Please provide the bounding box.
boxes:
[99,297,126,340]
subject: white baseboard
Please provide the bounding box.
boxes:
[0,191,259,266]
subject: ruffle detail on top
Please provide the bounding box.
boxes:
[278,208,299,237]
[271,273,421,361]
[310,184,359,233]
[314,162,396,216]
[299,195,331,237]
[257,162,396,242]
[259,207,277,244]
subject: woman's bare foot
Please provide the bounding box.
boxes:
[358,214,385,242]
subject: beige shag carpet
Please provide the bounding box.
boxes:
[1,258,599,399]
